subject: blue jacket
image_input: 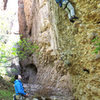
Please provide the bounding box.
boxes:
[55,0,65,7]
[14,80,26,95]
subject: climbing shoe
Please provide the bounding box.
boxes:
[70,19,75,23]
[72,16,79,19]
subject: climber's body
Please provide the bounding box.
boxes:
[55,0,78,23]
[14,75,29,100]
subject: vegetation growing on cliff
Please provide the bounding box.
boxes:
[92,37,100,54]
[12,37,39,60]
[0,36,38,66]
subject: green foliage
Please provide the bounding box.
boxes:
[10,76,15,83]
[0,76,3,80]
[0,35,39,66]
[0,90,14,100]
[12,38,39,60]
[0,77,14,100]
[0,67,7,75]
[92,37,100,54]
[0,36,12,66]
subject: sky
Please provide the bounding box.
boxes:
[7,0,18,12]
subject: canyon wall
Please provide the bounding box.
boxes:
[18,0,100,99]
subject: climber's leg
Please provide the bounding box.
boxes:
[62,0,79,22]
[64,6,71,19]
[13,94,16,100]
[62,1,71,18]
[62,1,74,23]
[67,2,75,17]
[67,2,78,19]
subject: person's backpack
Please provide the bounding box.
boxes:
[56,0,62,7]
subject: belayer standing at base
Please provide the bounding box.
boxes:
[55,0,78,23]
[13,75,29,100]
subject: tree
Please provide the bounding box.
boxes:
[0,36,38,66]
[12,38,39,60]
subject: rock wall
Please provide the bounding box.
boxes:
[18,0,100,99]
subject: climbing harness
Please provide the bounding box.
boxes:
[63,1,70,9]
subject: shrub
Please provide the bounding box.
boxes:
[10,76,15,83]
[92,37,100,54]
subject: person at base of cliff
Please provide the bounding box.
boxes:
[55,0,78,23]
[13,75,29,100]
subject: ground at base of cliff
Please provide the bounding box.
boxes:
[0,76,14,100]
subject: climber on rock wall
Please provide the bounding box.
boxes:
[55,0,78,23]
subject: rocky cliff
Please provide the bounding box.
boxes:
[18,0,100,100]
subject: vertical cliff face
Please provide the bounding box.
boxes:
[18,0,100,99]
